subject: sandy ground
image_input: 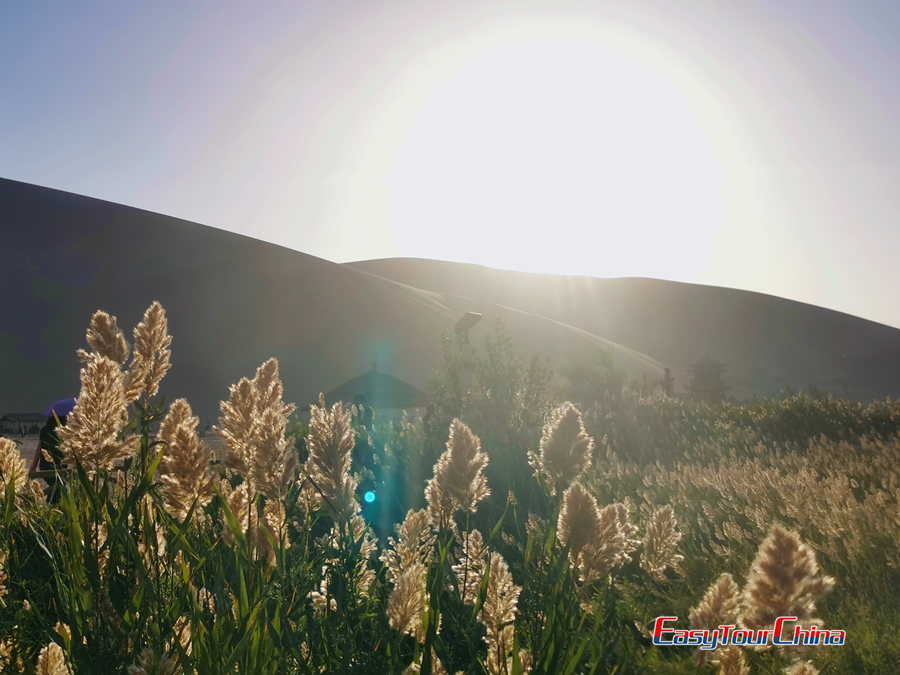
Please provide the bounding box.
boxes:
[7,435,41,470]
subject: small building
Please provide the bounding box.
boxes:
[686,355,728,404]
[0,413,46,436]
[323,363,429,422]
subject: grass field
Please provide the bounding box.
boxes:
[1,304,897,673]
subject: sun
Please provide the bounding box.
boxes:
[384,29,725,280]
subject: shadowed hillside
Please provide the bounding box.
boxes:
[347,259,900,401]
[5,178,900,424]
[1,179,659,423]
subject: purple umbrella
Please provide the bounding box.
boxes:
[43,397,77,419]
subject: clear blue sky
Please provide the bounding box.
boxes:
[3,1,899,328]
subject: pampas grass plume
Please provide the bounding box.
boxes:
[558,483,630,583]
[690,572,741,631]
[36,642,71,675]
[216,358,297,501]
[424,419,489,529]
[305,394,357,521]
[452,528,488,605]
[716,645,749,675]
[0,437,28,496]
[125,301,172,402]
[0,549,7,600]
[784,660,819,674]
[58,353,134,474]
[640,505,684,581]
[479,552,526,675]
[531,402,593,494]
[158,398,214,521]
[691,573,741,666]
[387,561,428,643]
[741,524,835,635]
[381,508,435,585]
[80,310,129,366]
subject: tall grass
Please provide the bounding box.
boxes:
[1,305,895,672]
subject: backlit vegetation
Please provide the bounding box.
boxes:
[0,304,897,672]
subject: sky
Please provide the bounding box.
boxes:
[2,1,899,328]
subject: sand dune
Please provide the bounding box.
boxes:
[348,258,900,400]
[4,177,900,427]
[2,179,660,424]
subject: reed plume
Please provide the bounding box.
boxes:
[89,520,110,574]
[216,358,297,501]
[349,513,378,597]
[584,503,631,584]
[309,573,337,618]
[220,481,252,546]
[529,402,594,494]
[479,552,528,674]
[247,359,297,500]
[741,524,834,637]
[690,572,741,630]
[784,660,819,674]
[79,310,129,366]
[305,394,357,521]
[219,480,285,563]
[424,419,490,529]
[36,642,71,675]
[134,493,167,569]
[158,399,214,521]
[73,303,171,404]
[294,477,318,530]
[0,437,28,496]
[53,623,70,646]
[558,483,630,584]
[310,513,377,618]
[124,301,172,402]
[452,528,488,605]
[217,379,257,480]
[716,645,749,675]
[382,510,433,645]
[387,561,428,643]
[558,483,599,562]
[0,549,7,600]
[221,488,278,558]
[614,501,641,560]
[263,499,289,554]
[215,358,297,565]
[690,573,741,665]
[28,477,47,504]
[172,615,192,660]
[640,505,684,581]
[381,508,436,585]
[58,353,135,474]
[0,636,19,672]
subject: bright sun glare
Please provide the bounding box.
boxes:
[382,27,725,280]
